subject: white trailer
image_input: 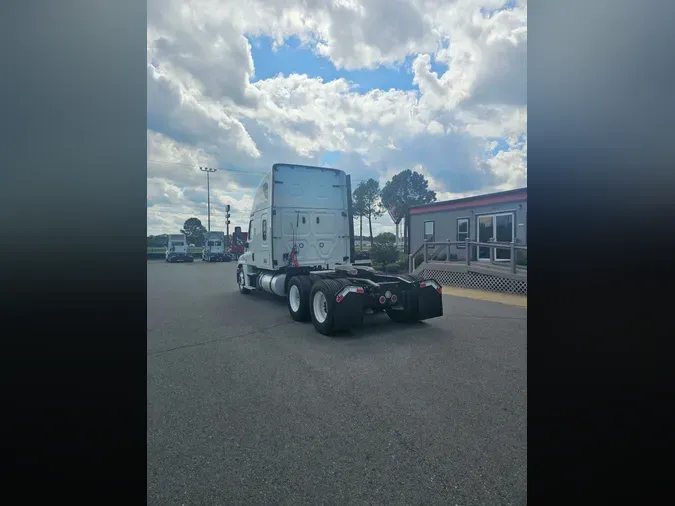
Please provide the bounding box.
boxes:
[202,231,227,262]
[236,163,443,335]
[165,234,193,263]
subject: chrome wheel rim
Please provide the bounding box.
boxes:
[289,285,301,313]
[313,291,328,323]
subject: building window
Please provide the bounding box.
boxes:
[424,221,435,242]
[262,219,267,241]
[457,218,469,247]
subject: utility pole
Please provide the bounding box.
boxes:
[225,204,231,241]
[199,167,217,231]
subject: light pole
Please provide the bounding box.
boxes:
[199,167,217,231]
[226,204,231,241]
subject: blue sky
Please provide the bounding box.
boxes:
[248,35,449,93]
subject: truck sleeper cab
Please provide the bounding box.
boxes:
[236,163,443,335]
[202,231,227,262]
[166,234,193,263]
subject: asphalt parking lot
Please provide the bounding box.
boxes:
[147,260,527,505]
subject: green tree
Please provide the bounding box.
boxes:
[380,169,437,252]
[352,185,366,251]
[374,232,396,244]
[147,234,168,247]
[380,169,437,218]
[354,178,384,247]
[181,217,207,246]
[371,231,399,266]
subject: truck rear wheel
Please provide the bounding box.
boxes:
[287,276,311,322]
[309,278,352,335]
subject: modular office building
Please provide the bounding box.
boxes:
[406,188,527,263]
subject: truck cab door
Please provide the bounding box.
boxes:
[259,212,271,268]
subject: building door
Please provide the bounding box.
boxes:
[477,213,515,261]
[494,213,514,261]
[477,215,494,260]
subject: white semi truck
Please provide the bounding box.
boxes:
[165,233,193,263]
[202,231,228,262]
[236,163,443,335]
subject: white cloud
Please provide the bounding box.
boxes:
[147,131,262,234]
[147,0,527,235]
[457,104,527,139]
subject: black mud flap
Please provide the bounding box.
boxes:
[416,285,444,321]
[332,292,365,329]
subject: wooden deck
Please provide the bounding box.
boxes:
[409,240,528,287]
[409,241,527,295]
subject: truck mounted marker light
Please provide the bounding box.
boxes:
[390,294,398,303]
[420,280,442,294]
[379,296,386,304]
[336,286,364,303]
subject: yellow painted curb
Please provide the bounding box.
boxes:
[441,286,527,308]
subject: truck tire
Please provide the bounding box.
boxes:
[309,278,351,335]
[237,266,251,294]
[287,275,312,322]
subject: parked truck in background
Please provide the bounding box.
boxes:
[202,231,227,262]
[166,234,193,263]
[236,163,443,335]
[228,226,247,260]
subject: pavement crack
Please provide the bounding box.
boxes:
[147,321,295,357]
